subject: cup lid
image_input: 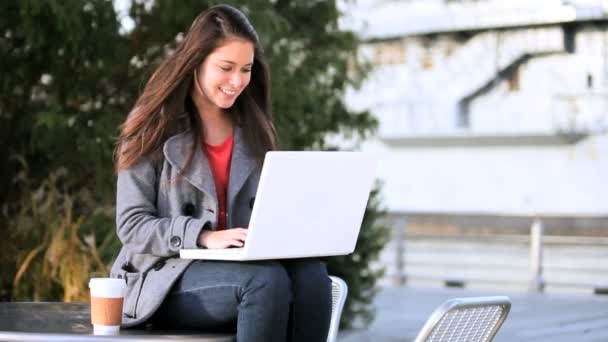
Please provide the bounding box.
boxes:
[89,278,126,290]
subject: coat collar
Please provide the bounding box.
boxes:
[227,127,260,212]
[163,126,259,212]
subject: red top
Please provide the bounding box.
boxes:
[203,134,234,230]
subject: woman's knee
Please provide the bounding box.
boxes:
[288,260,330,295]
[248,261,292,302]
[257,262,290,288]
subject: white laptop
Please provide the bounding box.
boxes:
[179,151,377,261]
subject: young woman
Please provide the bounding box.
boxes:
[111,5,331,342]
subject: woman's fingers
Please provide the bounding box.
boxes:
[219,238,243,248]
[230,228,248,240]
[203,228,247,249]
[226,231,246,247]
[230,227,248,235]
[228,239,244,247]
[224,228,247,241]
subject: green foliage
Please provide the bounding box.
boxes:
[1,0,130,208]
[1,0,387,328]
[0,0,128,300]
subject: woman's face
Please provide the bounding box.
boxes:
[196,39,254,110]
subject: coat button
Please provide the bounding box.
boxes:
[202,221,212,231]
[182,203,195,216]
[121,262,135,272]
[153,259,166,271]
[170,236,182,248]
[249,197,255,209]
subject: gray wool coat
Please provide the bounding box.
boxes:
[110,126,262,327]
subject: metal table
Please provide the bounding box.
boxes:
[0,302,234,341]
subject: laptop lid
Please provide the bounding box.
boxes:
[240,151,377,260]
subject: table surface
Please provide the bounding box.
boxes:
[0,302,234,342]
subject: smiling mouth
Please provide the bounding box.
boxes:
[220,87,237,96]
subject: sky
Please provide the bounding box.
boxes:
[113,0,135,33]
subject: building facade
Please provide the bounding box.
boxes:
[340,0,608,234]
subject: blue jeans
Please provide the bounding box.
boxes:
[152,259,332,342]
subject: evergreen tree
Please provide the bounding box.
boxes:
[0,0,131,301]
[1,0,388,327]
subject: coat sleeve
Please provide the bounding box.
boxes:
[115,158,211,257]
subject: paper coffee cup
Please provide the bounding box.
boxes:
[89,278,126,335]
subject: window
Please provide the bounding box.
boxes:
[373,41,407,65]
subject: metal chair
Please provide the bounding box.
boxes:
[414,296,511,342]
[327,276,348,342]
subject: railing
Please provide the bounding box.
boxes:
[381,216,608,294]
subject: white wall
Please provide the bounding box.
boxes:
[362,134,608,215]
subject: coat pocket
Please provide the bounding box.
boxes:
[123,272,145,320]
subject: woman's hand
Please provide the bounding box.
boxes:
[197,228,248,249]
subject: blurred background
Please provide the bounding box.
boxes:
[1,0,607,333]
[336,0,608,297]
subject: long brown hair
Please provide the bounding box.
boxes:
[114,4,277,171]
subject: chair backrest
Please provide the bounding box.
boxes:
[414,296,511,342]
[327,276,348,342]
